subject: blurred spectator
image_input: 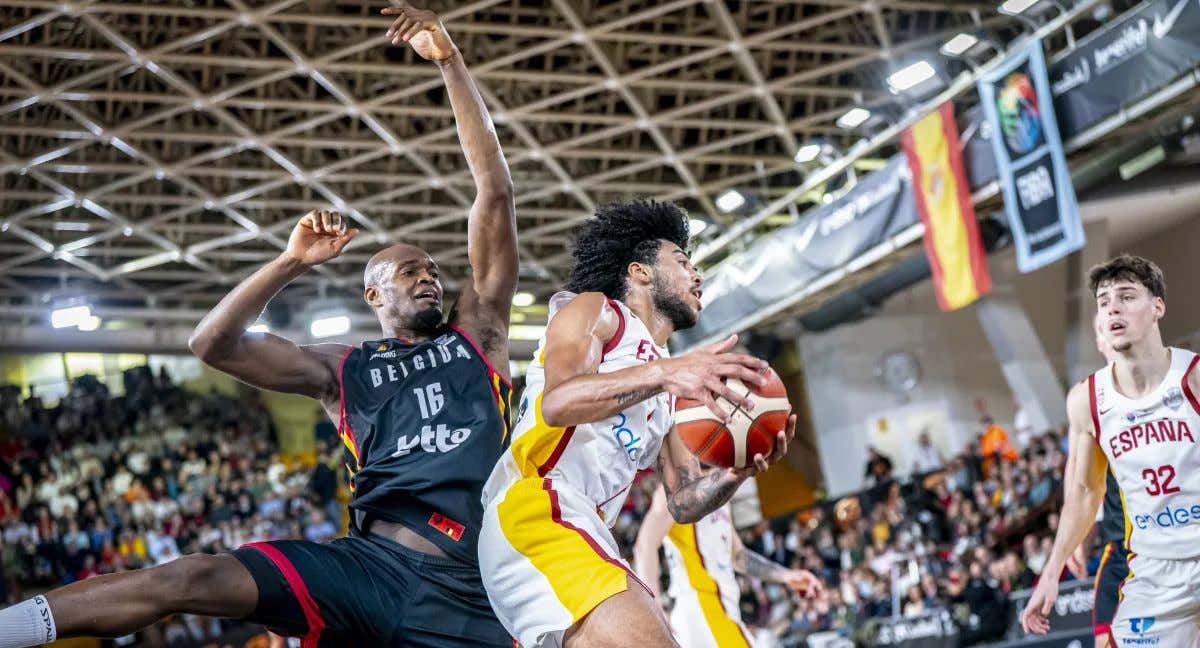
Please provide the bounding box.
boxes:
[911,431,944,474]
[863,446,894,488]
[979,416,1018,478]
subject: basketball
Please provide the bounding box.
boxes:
[673,366,791,469]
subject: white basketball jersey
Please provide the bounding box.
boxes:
[482,294,673,524]
[1090,347,1200,559]
[663,504,741,616]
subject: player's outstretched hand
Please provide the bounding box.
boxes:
[285,210,359,267]
[660,334,768,421]
[382,3,457,61]
[1020,577,1058,635]
[781,568,823,599]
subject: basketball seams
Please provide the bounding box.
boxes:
[673,367,791,469]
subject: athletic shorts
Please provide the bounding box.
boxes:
[232,534,511,647]
[1109,553,1200,647]
[1094,541,1130,637]
[669,586,753,648]
[478,477,650,648]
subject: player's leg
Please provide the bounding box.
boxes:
[563,575,677,648]
[0,553,256,647]
[1092,543,1127,648]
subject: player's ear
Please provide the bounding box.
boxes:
[1154,296,1165,320]
[627,260,653,287]
[364,285,382,308]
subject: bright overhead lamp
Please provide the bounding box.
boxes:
[512,291,535,308]
[716,189,748,213]
[887,61,937,93]
[51,304,91,329]
[246,322,270,333]
[998,0,1046,15]
[836,108,872,129]
[794,143,822,164]
[310,314,351,338]
[53,221,90,232]
[77,315,101,332]
[509,324,547,341]
[688,218,709,236]
[941,33,980,57]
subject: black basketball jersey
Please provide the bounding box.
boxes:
[1100,467,1127,544]
[336,324,511,564]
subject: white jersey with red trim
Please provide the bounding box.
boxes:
[664,503,739,612]
[482,293,673,525]
[1090,347,1200,559]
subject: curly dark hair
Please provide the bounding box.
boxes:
[565,200,691,299]
[1088,254,1165,299]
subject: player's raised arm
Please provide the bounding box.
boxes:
[1021,382,1109,635]
[539,294,767,427]
[189,210,358,403]
[385,4,517,376]
[632,486,673,599]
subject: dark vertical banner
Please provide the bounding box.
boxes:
[978,40,1084,273]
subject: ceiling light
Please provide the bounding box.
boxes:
[77,315,101,332]
[688,218,709,236]
[998,0,1045,15]
[887,61,937,93]
[51,304,91,329]
[512,292,535,308]
[310,314,350,338]
[716,189,748,213]
[794,143,822,164]
[509,324,547,341]
[53,221,90,232]
[836,108,872,129]
[941,33,980,57]
[247,323,270,333]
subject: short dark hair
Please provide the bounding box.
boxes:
[565,200,691,299]
[1088,254,1165,299]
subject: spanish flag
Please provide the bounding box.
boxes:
[901,102,991,311]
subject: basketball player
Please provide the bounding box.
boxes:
[632,484,822,648]
[0,7,516,647]
[1061,316,1129,647]
[1021,255,1200,646]
[477,200,797,648]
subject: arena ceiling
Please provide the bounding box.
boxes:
[0,1,1112,336]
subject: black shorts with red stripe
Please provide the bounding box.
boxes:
[231,534,511,647]
[1093,540,1130,638]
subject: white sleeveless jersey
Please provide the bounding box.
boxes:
[482,295,673,524]
[663,504,740,615]
[1090,347,1200,559]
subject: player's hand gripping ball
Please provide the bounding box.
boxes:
[673,366,790,469]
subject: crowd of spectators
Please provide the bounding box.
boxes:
[0,367,341,647]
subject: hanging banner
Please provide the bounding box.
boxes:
[901,102,991,311]
[978,40,1083,274]
[1051,0,1200,138]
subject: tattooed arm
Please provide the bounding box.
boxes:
[539,293,766,428]
[731,530,823,597]
[655,411,796,524]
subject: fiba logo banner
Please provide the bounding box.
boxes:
[997,73,1043,156]
[978,40,1083,274]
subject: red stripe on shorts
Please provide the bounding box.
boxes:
[244,542,326,648]
[541,478,652,596]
